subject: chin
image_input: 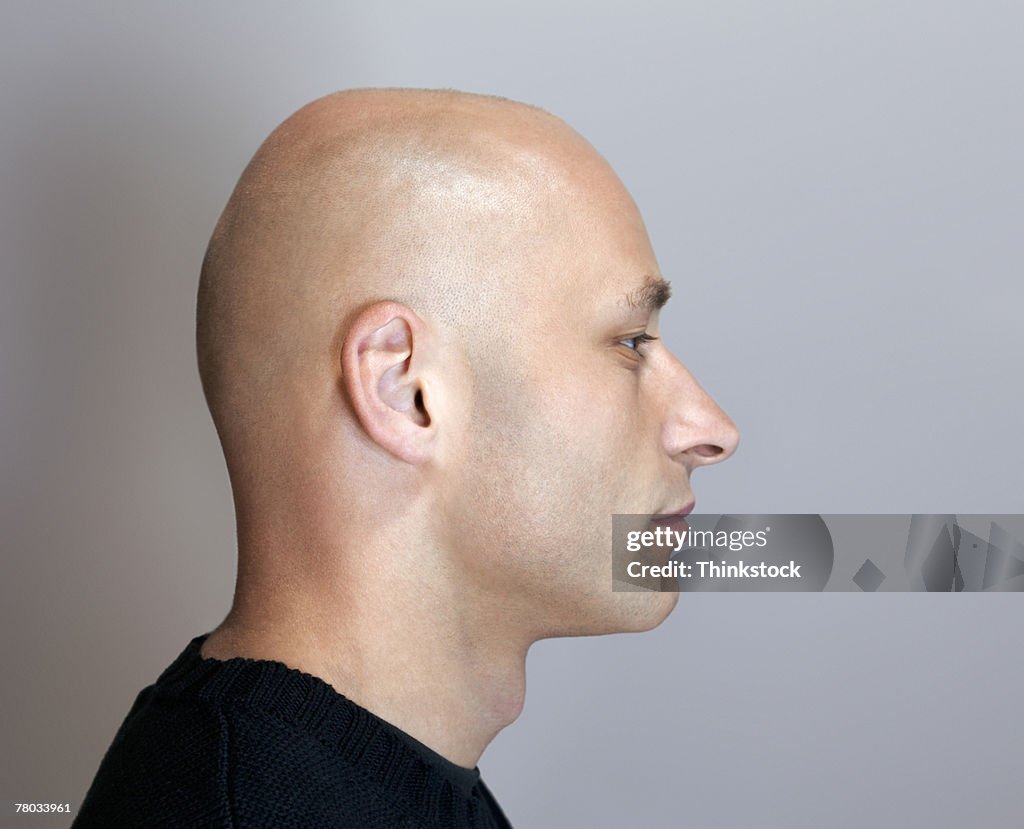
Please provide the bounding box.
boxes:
[551,589,680,638]
[617,589,680,633]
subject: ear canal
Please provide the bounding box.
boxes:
[414,389,431,427]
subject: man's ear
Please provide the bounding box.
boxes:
[341,301,435,465]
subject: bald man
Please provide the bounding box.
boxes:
[74,88,739,828]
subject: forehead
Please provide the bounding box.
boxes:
[529,162,664,325]
[404,119,664,336]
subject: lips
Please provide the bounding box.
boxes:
[649,500,695,533]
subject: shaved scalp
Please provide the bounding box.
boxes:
[196,89,611,512]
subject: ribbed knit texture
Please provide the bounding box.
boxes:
[73,634,513,828]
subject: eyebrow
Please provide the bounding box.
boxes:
[622,276,672,312]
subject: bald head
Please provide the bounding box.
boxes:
[197,90,621,504]
[194,87,738,644]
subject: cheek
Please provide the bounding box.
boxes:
[543,368,653,491]
[469,373,647,560]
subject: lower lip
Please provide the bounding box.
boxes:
[651,514,689,534]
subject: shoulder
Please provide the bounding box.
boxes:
[74,693,230,827]
[221,702,425,828]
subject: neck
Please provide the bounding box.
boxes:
[200,534,530,769]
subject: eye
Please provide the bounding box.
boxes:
[618,332,659,353]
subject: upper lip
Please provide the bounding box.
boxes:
[655,500,695,518]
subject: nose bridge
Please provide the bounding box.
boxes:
[660,350,740,464]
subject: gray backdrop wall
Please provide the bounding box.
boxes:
[2,2,1020,827]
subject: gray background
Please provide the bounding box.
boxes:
[2,2,1020,826]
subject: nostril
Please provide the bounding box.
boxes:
[693,444,724,459]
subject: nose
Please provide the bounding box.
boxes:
[660,354,740,470]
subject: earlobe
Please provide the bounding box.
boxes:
[341,302,435,464]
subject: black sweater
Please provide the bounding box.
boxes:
[73,634,513,828]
